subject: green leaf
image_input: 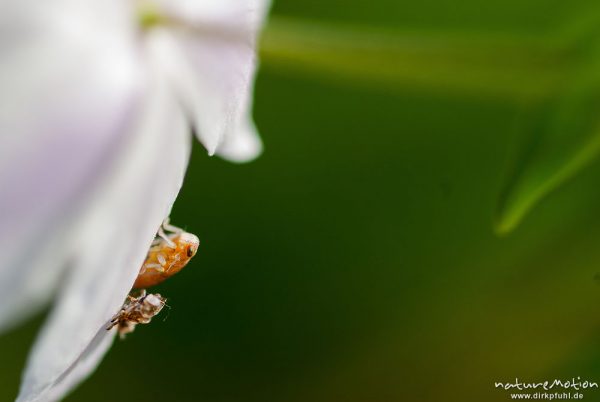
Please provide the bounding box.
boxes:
[495,62,600,235]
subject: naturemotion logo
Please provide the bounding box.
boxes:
[495,377,598,400]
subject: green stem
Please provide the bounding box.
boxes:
[260,16,578,101]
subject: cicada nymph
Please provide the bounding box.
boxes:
[134,218,200,289]
[107,219,199,338]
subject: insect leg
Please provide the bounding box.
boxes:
[161,217,184,234]
[157,225,176,248]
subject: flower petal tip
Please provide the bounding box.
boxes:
[216,127,263,163]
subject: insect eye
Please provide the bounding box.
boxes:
[186,246,194,257]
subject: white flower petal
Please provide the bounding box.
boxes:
[16,49,191,402]
[44,329,115,402]
[151,0,270,156]
[215,113,263,163]
[153,0,271,36]
[214,78,264,163]
[0,0,140,332]
[0,225,73,333]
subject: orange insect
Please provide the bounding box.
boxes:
[133,218,200,289]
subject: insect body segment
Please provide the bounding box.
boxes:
[107,290,166,339]
[134,220,200,289]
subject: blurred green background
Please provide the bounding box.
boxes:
[4,0,600,401]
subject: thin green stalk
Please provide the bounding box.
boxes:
[260,16,576,101]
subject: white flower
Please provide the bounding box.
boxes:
[0,1,270,401]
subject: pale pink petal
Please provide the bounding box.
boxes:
[215,78,264,162]
[44,330,115,402]
[0,0,141,331]
[150,0,270,157]
[154,0,271,32]
[16,37,192,401]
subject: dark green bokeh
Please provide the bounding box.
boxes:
[3,1,600,401]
